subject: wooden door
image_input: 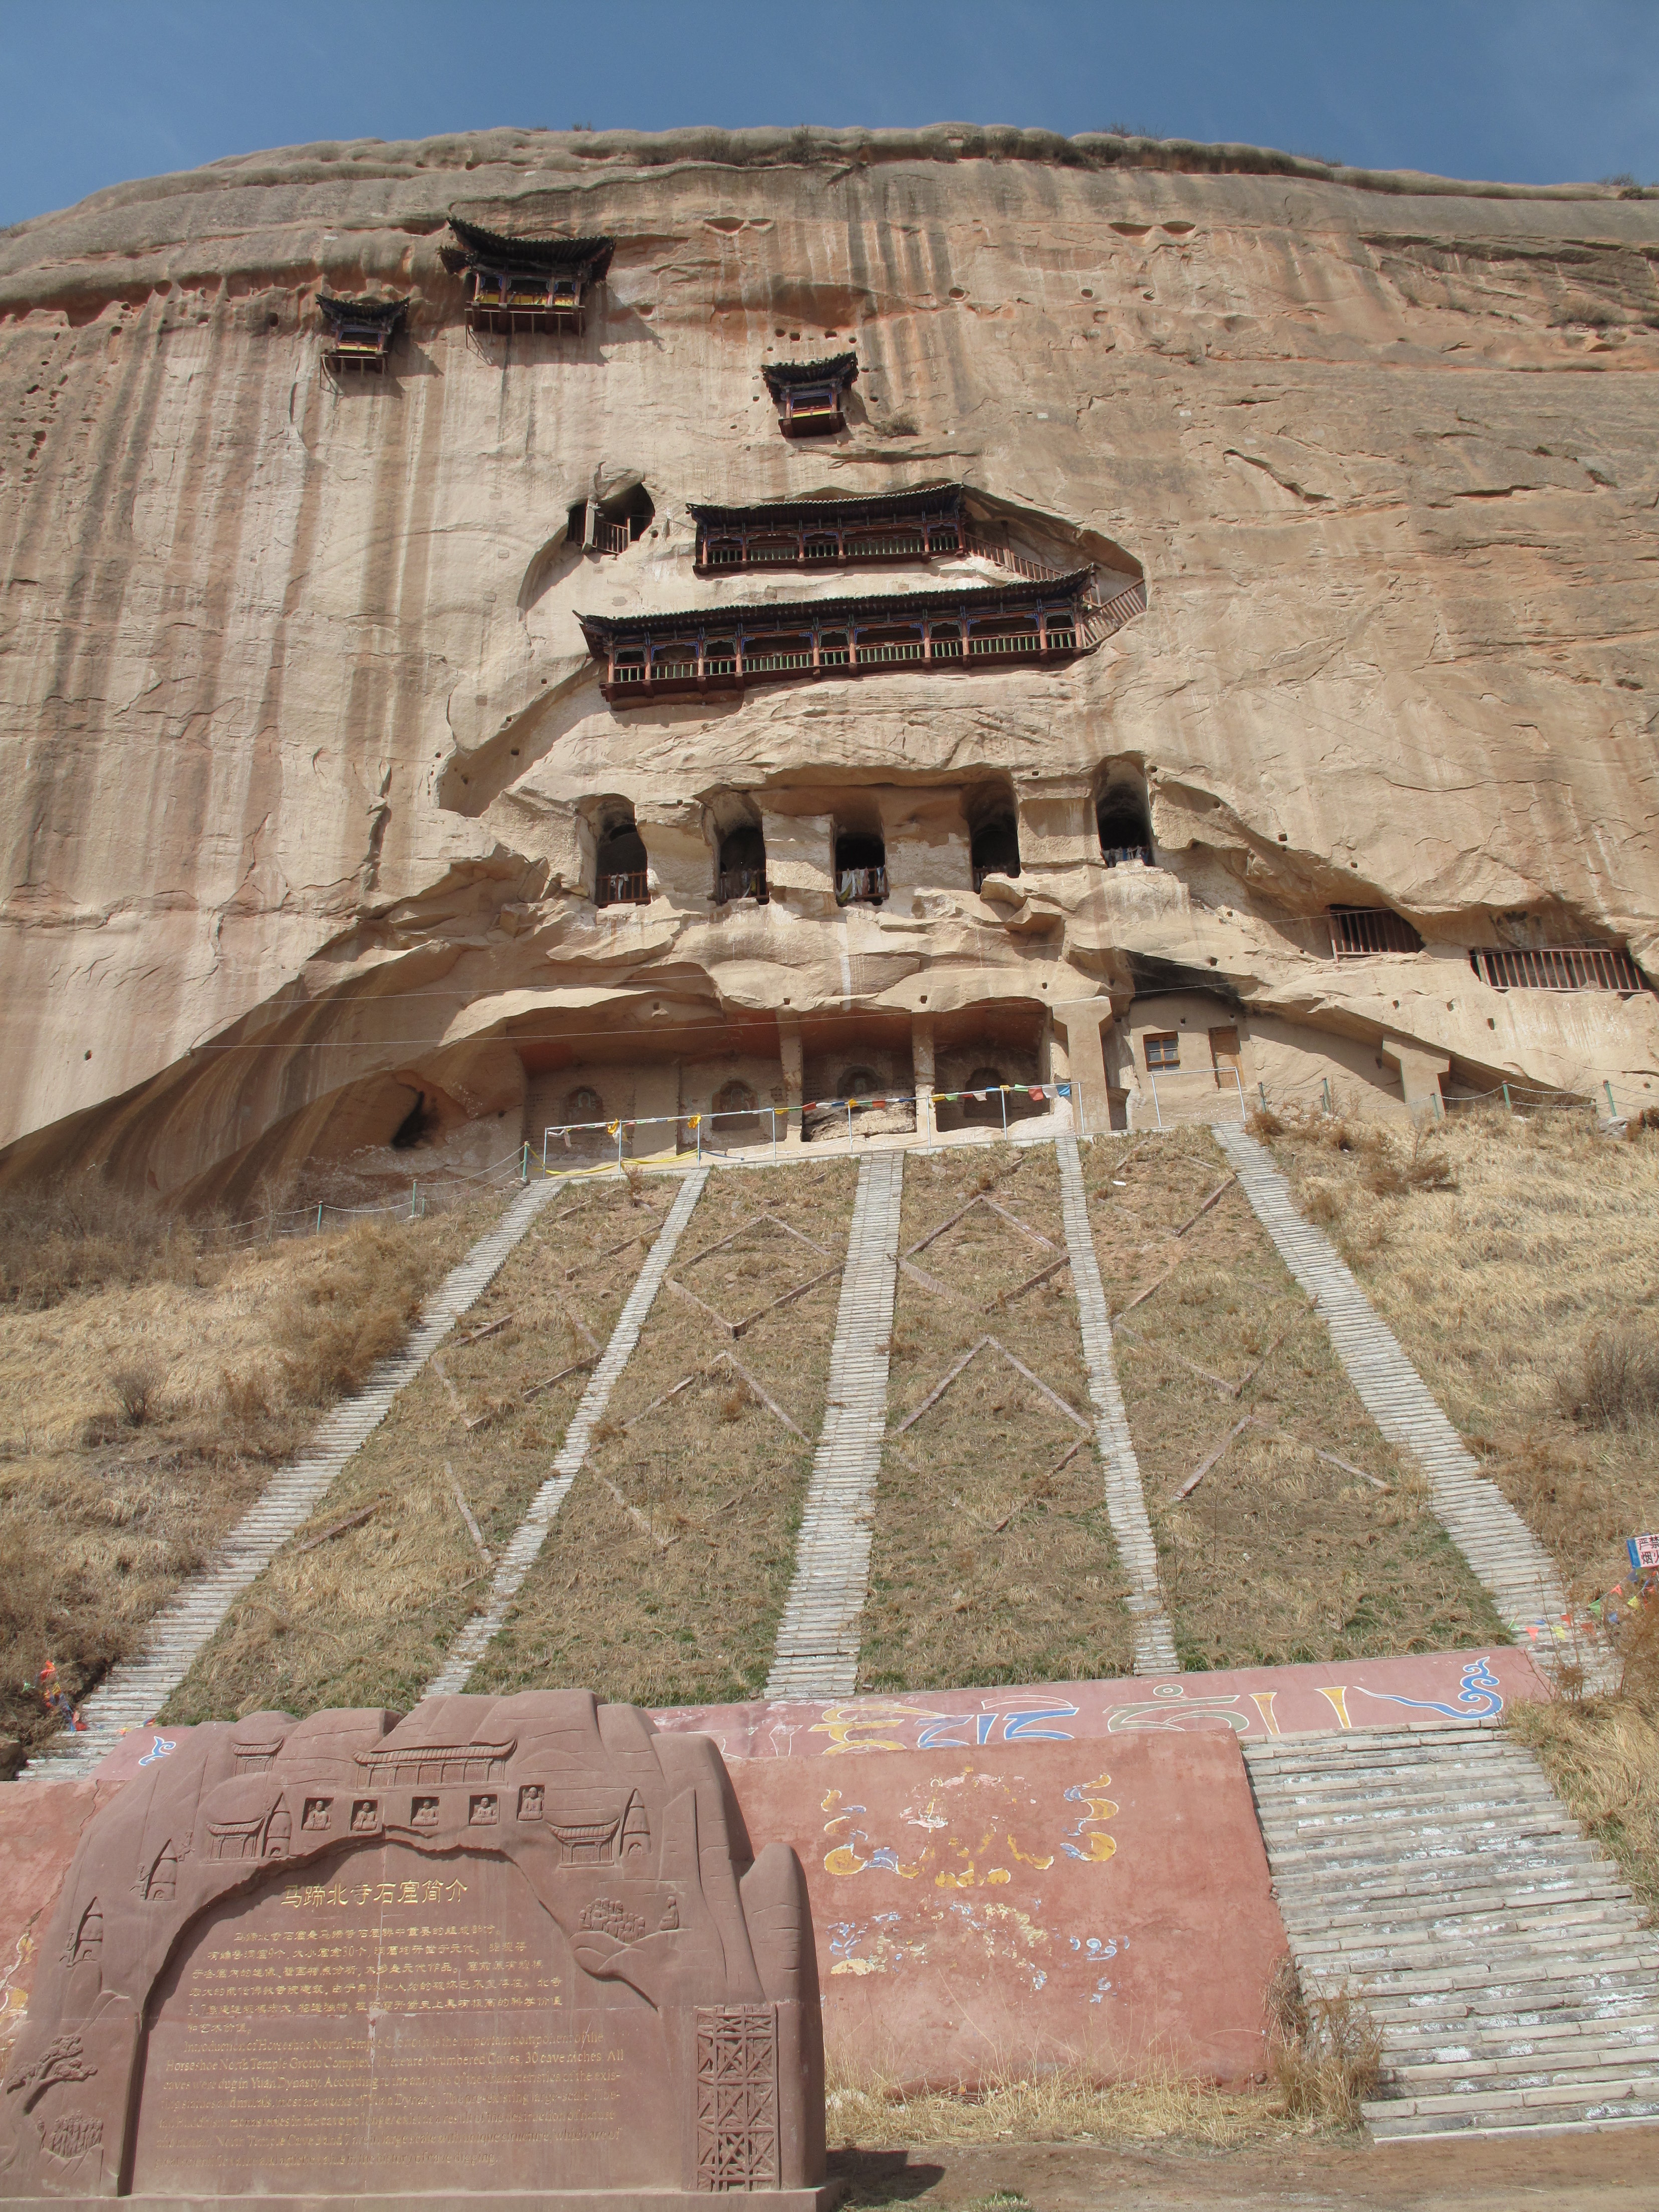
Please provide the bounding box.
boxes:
[1208,1026,1242,1091]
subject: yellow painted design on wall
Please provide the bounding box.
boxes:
[1061,1773,1119,1864]
[810,1702,947,1757]
[1315,1685,1352,1730]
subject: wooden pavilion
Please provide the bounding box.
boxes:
[760,353,859,436]
[316,295,409,376]
[441,218,615,335]
[577,572,1147,706]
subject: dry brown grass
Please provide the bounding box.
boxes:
[166,1177,659,1724]
[1268,1106,1659,1596]
[824,2051,1283,2151]
[1,1195,498,1769]
[860,1145,1137,1692]
[1262,1957,1383,2128]
[0,1180,206,1312]
[1082,1130,1503,1669]
[472,1161,859,1707]
[1507,1607,1659,1915]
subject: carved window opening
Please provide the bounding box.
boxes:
[970,814,1021,892]
[761,352,859,437]
[317,294,407,378]
[1097,776,1154,869]
[442,219,614,338]
[835,831,887,907]
[1145,1032,1180,1070]
[1329,907,1424,958]
[568,484,655,558]
[715,823,768,905]
[595,814,651,908]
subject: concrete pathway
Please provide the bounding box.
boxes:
[26,1177,564,1777]
[1246,1724,1659,2139]
[1213,1124,1571,1643]
[1055,1134,1180,1675]
[764,1154,904,1700]
[425,1167,711,1697]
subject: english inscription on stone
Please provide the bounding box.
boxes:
[1,1693,829,2206]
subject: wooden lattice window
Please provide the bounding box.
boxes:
[1145,1033,1180,1071]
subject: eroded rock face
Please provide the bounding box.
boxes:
[1,126,1655,1197]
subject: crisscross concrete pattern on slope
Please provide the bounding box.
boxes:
[1247,1724,1659,2140]
[25,1179,561,1778]
[425,1166,710,1697]
[1213,1124,1568,1638]
[765,1153,904,1700]
[1055,1134,1179,1675]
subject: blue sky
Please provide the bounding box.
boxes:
[2,1,1655,230]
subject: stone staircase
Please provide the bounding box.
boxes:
[26,1176,564,1777]
[1245,1723,1659,2139]
[425,1166,710,1697]
[1055,1134,1178,1674]
[1213,1124,1582,1655]
[765,1153,904,1700]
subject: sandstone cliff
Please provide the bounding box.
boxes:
[1,125,1654,1199]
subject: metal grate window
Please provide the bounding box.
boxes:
[1471,945,1645,993]
[1328,907,1423,957]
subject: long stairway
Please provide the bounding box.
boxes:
[764,1153,903,1700]
[1245,1724,1659,2139]
[25,1176,563,1776]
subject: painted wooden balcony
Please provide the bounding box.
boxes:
[579,573,1143,708]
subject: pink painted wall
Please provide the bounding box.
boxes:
[731,1731,1286,2089]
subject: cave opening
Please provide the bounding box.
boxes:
[835,828,887,905]
[1096,771,1154,868]
[716,822,768,904]
[596,812,651,906]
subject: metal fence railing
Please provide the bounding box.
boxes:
[541,1083,1075,1172]
[1132,1066,1248,1132]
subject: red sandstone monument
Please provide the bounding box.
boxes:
[0,1691,831,2206]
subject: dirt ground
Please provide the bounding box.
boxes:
[0,1194,497,1768]
[470,1159,859,1707]
[1077,1129,1504,1669]
[860,1144,1137,1691]
[165,1177,654,1724]
[828,2126,1659,2211]
[1267,1108,1659,1599]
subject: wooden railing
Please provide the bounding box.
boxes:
[715,868,768,905]
[596,872,651,908]
[836,867,888,905]
[695,520,962,573]
[964,534,1068,583]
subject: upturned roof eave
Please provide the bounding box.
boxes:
[575,569,1094,655]
[688,483,965,529]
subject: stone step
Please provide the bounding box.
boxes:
[1366,2076,1659,2135]
[21,1175,567,1779]
[1243,1702,1655,2144]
